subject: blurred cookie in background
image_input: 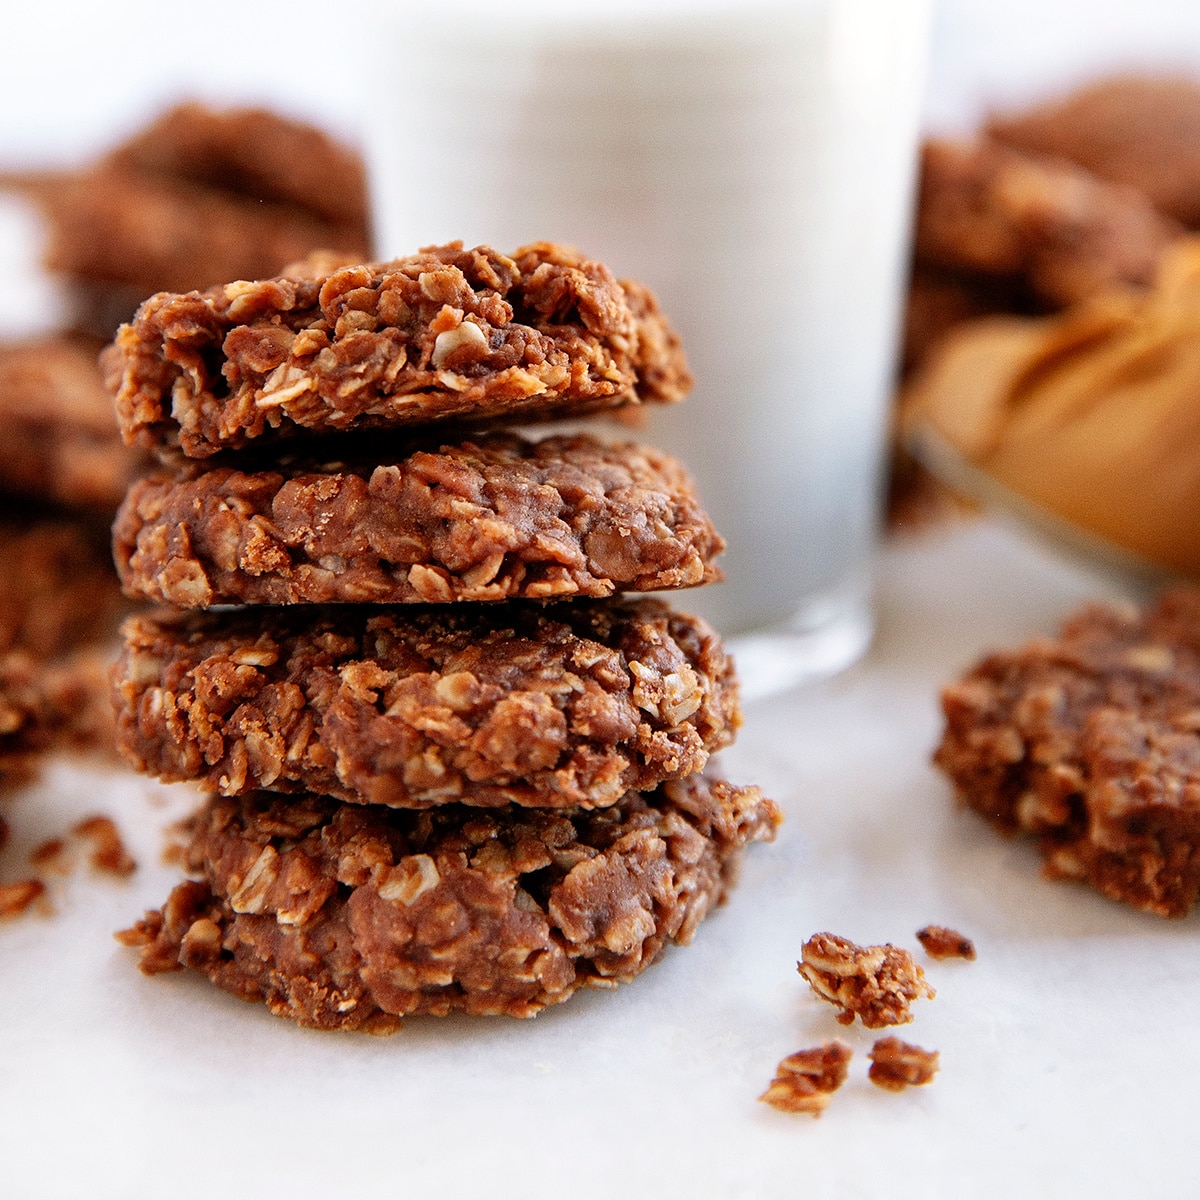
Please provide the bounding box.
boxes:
[3,102,370,335]
[890,76,1194,528]
[988,74,1200,229]
[909,135,1180,353]
[0,510,127,660]
[0,512,128,785]
[0,334,142,515]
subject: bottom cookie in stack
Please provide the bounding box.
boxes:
[118,777,781,1032]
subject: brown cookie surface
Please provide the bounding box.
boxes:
[915,136,1180,311]
[935,587,1200,917]
[988,75,1200,228]
[8,103,369,306]
[35,168,366,301]
[0,647,117,788]
[0,512,126,659]
[113,432,723,608]
[117,778,782,1029]
[107,102,369,230]
[0,335,142,513]
[105,242,691,458]
[114,599,740,809]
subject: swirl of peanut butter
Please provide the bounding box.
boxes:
[903,238,1200,574]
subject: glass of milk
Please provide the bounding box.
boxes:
[364,0,931,696]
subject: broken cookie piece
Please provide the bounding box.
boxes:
[759,1041,852,1116]
[73,816,136,878]
[0,878,45,919]
[868,1037,939,1091]
[798,932,935,1028]
[117,776,781,1030]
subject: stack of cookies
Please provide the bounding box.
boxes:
[109,242,780,1032]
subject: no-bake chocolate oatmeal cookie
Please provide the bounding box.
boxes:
[113,599,740,809]
[987,75,1200,229]
[0,514,126,659]
[0,514,127,780]
[936,587,1200,917]
[915,136,1179,311]
[107,102,369,232]
[9,103,370,305]
[106,242,691,458]
[112,433,722,607]
[0,335,141,513]
[117,777,782,1030]
[0,649,117,786]
[1,650,66,787]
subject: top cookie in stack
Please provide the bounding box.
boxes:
[111,242,781,1031]
[106,242,690,457]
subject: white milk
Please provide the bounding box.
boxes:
[366,0,930,687]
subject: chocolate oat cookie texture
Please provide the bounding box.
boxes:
[112,244,780,1030]
[935,587,1200,918]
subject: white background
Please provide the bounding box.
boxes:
[2,0,1200,160]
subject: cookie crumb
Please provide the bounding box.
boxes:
[72,815,136,877]
[916,924,976,960]
[868,1037,939,1091]
[160,838,188,869]
[0,878,46,918]
[30,838,67,873]
[799,932,935,1028]
[759,1041,852,1116]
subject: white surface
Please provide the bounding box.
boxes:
[4,518,1199,1200]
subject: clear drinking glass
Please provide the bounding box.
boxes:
[365,0,931,696]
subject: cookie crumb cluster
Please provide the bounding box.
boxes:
[798,931,935,1028]
[763,926,970,1115]
[0,812,136,921]
[759,1042,852,1116]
